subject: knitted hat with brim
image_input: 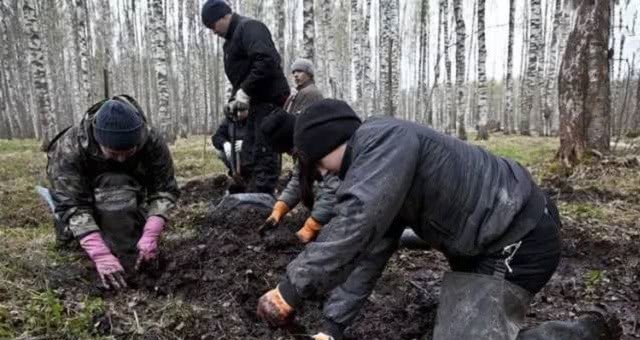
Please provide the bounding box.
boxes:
[93,99,143,151]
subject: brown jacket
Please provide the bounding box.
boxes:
[283,81,324,115]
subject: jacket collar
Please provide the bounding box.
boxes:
[224,13,242,40]
[296,80,314,91]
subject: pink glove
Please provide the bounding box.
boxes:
[136,215,165,268]
[79,232,127,289]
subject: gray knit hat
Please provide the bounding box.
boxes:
[93,99,143,150]
[291,58,314,77]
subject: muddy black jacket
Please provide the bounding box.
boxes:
[223,14,290,105]
[46,96,180,238]
[279,117,545,310]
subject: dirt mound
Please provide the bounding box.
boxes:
[133,201,438,339]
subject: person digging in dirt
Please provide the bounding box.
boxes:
[202,0,290,195]
[256,99,622,340]
[259,109,338,243]
[44,95,180,290]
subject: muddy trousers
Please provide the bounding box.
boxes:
[54,173,146,270]
[434,208,612,340]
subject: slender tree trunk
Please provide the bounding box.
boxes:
[542,0,562,136]
[476,0,489,140]
[351,0,361,108]
[443,0,454,133]
[302,0,315,61]
[417,0,429,125]
[453,0,466,139]
[23,0,57,149]
[362,0,373,115]
[520,0,542,135]
[380,0,400,116]
[150,0,174,142]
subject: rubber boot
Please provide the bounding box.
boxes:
[517,304,622,340]
[432,271,532,340]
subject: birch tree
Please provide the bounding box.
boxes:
[520,0,542,135]
[150,0,174,143]
[558,0,611,166]
[453,0,466,139]
[503,0,516,134]
[23,0,57,149]
[476,0,489,140]
[380,0,400,116]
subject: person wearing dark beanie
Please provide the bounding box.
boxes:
[256,101,613,340]
[258,107,340,247]
[45,95,179,291]
[202,0,289,195]
[201,0,232,34]
[293,99,361,165]
[93,99,143,152]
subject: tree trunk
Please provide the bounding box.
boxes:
[443,0,454,133]
[302,0,315,61]
[558,0,611,166]
[542,0,562,136]
[520,0,542,136]
[476,0,489,140]
[351,0,361,108]
[380,0,400,116]
[150,0,174,143]
[23,0,57,149]
[361,0,373,115]
[453,0,466,140]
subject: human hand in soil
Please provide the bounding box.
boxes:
[79,232,128,290]
[311,333,334,340]
[135,216,165,270]
[256,286,294,326]
[259,201,290,235]
[296,217,322,243]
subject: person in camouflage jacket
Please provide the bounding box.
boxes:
[46,95,179,289]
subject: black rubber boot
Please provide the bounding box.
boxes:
[517,304,622,340]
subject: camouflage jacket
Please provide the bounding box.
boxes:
[46,96,180,238]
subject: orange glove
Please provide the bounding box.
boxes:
[296,217,322,243]
[259,201,290,234]
[256,286,294,326]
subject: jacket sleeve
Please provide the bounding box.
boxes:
[278,163,302,208]
[142,129,180,220]
[239,21,281,97]
[278,125,420,307]
[46,129,99,238]
[310,174,339,224]
[212,119,231,150]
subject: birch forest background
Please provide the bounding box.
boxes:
[1,0,639,165]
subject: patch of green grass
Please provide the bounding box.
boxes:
[472,134,558,167]
[558,202,606,220]
[171,135,227,179]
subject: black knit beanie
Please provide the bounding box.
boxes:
[93,99,143,151]
[294,99,361,163]
[201,0,232,28]
[260,108,296,154]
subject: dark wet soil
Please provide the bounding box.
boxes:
[47,173,640,339]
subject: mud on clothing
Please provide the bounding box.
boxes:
[277,117,552,333]
[46,96,180,246]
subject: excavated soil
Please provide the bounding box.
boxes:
[47,174,640,339]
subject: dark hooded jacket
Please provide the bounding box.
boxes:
[223,13,290,105]
[46,96,180,238]
[279,117,545,308]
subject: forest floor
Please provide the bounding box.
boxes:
[0,134,639,340]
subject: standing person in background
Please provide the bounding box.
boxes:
[202,0,290,195]
[260,58,329,242]
[284,58,324,115]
